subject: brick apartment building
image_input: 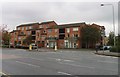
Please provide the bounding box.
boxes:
[10,21,105,49]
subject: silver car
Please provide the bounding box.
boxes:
[30,43,37,49]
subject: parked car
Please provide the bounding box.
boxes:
[30,43,37,49]
[100,46,112,50]
[15,44,22,48]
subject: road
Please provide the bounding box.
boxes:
[1,48,118,76]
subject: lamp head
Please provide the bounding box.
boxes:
[101,4,104,6]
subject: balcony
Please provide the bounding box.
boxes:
[64,37,80,41]
[18,32,26,36]
[41,32,47,35]
[46,37,58,40]
[18,33,26,36]
[41,30,47,35]
[59,33,65,35]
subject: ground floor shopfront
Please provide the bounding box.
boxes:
[64,40,80,49]
[46,41,57,48]
[45,39,81,49]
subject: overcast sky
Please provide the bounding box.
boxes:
[1,0,119,36]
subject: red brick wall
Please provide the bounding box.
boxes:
[58,40,64,49]
[10,32,14,46]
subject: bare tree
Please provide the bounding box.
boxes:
[0,24,11,47]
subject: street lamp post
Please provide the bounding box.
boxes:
[101,3,116,47]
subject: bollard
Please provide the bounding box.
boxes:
[29,45,32,51]
[54,46,57,51]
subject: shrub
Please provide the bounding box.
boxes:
[110,46,120,53]
[2,45,9,48]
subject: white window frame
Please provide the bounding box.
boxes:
[67,28,70,33]
[55,35,58,37]
[22,27,24,30]
[46,25,48,28]
[18,37,21,40]
[48,29,52,33]
[49,35,51,37]
[28,31,30,35]
[39,25,43,28]
[55,29,58,32]
[17,27,20,30]
[73,27,78,31]
[29,26,32,29]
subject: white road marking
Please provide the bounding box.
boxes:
[59,62,95,69]
[57,71,71,75]
[97,60,118,64]
[56,59,61,61]
[64,60,74,62]
[49,58,74,62]
[30,58,43,61]
[0,71,7,75]
[0,71,11,77]
[16,61,40,68]
[46,52,56,53]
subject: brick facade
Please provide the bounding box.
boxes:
[10,21,105,49]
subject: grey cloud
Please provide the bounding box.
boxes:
[2,2,118,35]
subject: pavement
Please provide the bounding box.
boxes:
[30,48,120,57]
[30,48,94,52]
[94,50,120,57]
[1,48,119,76]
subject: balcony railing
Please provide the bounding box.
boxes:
[18,33,26,36]
[46,37,58,40]
[64,37,80,40]
[41,32,47,35]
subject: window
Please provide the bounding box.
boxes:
[28,31,31,35]
[59,28,65,33]
[37,32,39,37]
[26,27,29,30]
[48,29,52,33]
[18,41,21,44]
[55,35,58,37]
[24,27,27,30]
[29,26,32,29]
[74,43,77,48]
[72,34,74,37]
[74,34,78,37]
[39,25,43,28]
[67,28,70,33]
[59,35,65,39]
[73,27,78,31]
[46,25,48,28]
[21,32,24,34]
[68,34,69,37]
[37,41,40,43]
[42,41,44,44]
[17,27,20,30]
[14,33,16,35]
[55,29,58,32]
[32,36,36,40]
[18,37,21,40]
[32,31,36,35]
[49,35,51,37]
[22,27,24,30]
